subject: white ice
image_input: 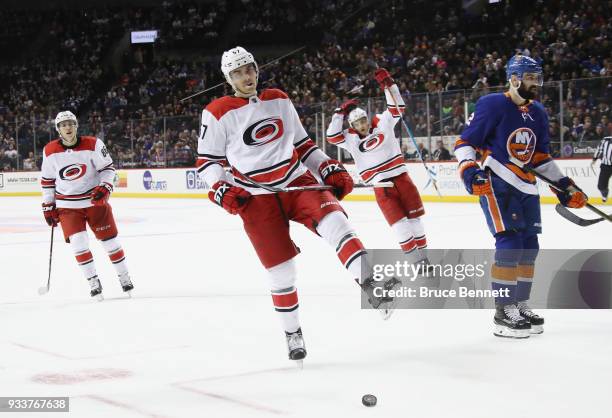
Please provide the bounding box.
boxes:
[1,197,611,418]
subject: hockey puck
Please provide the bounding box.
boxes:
[362,394,377,407]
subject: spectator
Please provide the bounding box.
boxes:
[432,140,451,161]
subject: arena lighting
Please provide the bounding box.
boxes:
[131,30,158,44]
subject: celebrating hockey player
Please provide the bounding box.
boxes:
[454,55,587,338]
[326,68,429,265]
[197,47,399,363]
[40,111,134,300]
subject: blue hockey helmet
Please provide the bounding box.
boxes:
[506,55,543,86]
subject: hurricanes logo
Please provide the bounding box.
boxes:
[243,117,284,147]
[506,127,536,166]
[358,133,385,152]
[59,163,87,181]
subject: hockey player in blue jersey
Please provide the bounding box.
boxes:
[454,55,588,338]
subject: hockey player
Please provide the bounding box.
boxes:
[326,68,429,265]
[197,47,399,362]
[41,111,134,301]
[454,55,587,338]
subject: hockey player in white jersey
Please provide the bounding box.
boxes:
[40,111,133,300]
[197,47,400,363]
[326,68,429,264]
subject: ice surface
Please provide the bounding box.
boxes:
[1,197,610,417]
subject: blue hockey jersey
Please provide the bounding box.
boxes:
[454,92,553,195]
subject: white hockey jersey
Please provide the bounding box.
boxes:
[196,89,329,194]
[326,84,407,183]
[40,136,115,209]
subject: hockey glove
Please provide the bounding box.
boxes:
[91,183,113,206]
[334,99,359,116]
[552,177,588,209]
[42,202,59,227]
[374,68,394,89]
[319,159,354,200]
[459,161,492,195]
[208,181,251,215]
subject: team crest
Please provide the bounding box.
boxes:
[358,133,385,152]
[506,127,536,166]
[243,117,284,147]
[59,163,87,181]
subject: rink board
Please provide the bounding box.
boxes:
[0,159,607,204]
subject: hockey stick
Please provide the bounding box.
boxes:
[523,166,612,225]
[554,205,605,226]
[233,169,392,193]
[180,46,306,102]
[383,87,442,197]
[38,226,55,295]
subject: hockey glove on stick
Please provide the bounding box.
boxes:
[374,68,394,89]
[459,161,492,195]
[42,202,59,227]
[334,99,359,116]
[209,181,251,215]
[91,183,113,206]
[319,159,354,200]
[552,177,588,209]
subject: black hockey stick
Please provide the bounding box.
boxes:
[38,226,55,295]
[554,204,605,226]
[524,166,612,225]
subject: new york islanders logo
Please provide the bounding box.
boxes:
[59,163,87,181]
[358,133,385,152]
[506,127,536,166]
[243,117,284,147]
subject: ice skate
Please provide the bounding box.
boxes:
[88,276,103,301]
[360,276,402,320]
[118,272,134,296]
[493,303,530,338]
[285,328,306,367]
[517,301,544,334]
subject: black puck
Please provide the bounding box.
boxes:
[362,394,377,407]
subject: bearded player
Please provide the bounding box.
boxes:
[326,68,429,266]
[41,111,134,300]
[454,55,587,338]
[197,47,400,363]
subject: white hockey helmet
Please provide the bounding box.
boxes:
[221,46,258,90]
[347,107,368,127]
[54,111,78,133]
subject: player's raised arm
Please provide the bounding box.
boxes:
[375,68,404,126]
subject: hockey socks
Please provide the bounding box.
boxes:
[69,231,98,282]
[99,236,129,277]
[267,259,301,334]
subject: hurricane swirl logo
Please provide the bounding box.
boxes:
[59,163,87,181]
[358,133,385,152]
[243,117,284,147]
[506,127,536,166]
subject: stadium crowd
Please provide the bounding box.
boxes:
[0,0,610,170]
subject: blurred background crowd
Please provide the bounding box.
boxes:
[1,0,610,170]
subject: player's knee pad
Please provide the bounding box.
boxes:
[266,258,297,291]
[494,231,522,266]
[391,217,413,237]
[405,217,425,237]
[69,231,90,253]
[99,235,120,252]
[316,211,354,248]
